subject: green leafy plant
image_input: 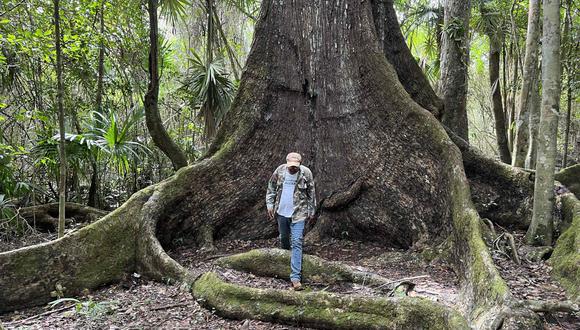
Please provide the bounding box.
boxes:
[0,143,30,198]
[180,51,236,140]
[0,194,34,239]
[49,297,119,318]
[34,108,150,176]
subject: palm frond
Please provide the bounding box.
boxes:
[160,0,190,25]
[180,51,236,140]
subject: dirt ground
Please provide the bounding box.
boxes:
[1,236,578,329]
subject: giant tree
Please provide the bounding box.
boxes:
[1,0,541,328]
[526,0,562,246]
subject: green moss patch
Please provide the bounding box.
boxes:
[550,193,580,301]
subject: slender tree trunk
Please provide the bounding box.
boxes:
[206,0,213,64]
[562,0,572,167]
[88,0,106,207]
[88,157,99,207]
[438,0,471,140]
[489,34,512,163]
[562,71,572,167]
[525,65,541,169]
[144,0,188,170]
[95,0,105,114]
[53,0,66,237]
[512,0,541,167]
[213,7,240,81]
[526,0,562,246]
[435,7,443,89]
[502,42,509,147]
[53,0,66,238]
[509,43,519,150]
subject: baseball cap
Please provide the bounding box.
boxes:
[286,152,302,167]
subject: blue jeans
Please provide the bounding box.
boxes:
[277,214,305,282]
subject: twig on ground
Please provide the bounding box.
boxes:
[373,275,429,290]
[5,304,75,325]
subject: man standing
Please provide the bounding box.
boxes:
[266,152,316,290]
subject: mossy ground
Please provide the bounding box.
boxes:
[550,193,580,301]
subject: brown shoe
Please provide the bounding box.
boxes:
[291,280,303,291]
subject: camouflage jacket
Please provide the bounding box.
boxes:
[266,164,316,222]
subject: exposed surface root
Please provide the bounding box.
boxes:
[555,165,580,197]
[17,202,107,231]
[446,128,534,229]
[216,248,402,290]
[192,272,469,330]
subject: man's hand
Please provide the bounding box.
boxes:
[267,208,275,220]
[307,215,316,225]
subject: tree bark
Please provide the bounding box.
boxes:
[438,0,471,140]
[526,0,562,246]
[489,34,512,164]
[525,65,541,169]
[512,0,541,168]
[53,0,66,238]
[0,1,540,327]
[370,0,443,117]
[144,0,188,170]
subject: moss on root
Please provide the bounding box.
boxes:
[0,195,142,312]
[444,138,540,328]
[550,193,580,301]
[0,185,177,313]
[216,248,391,287]
[555,164,580,197]
[192,272,469,330]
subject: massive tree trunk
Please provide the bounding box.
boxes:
[512,0,541,168]
[438,0,471,140]
[143,0,188,170]
[526,0,562,246]
[1,0,540,328]
[489,33,512,164]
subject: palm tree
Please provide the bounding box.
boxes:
[180,51,235,142]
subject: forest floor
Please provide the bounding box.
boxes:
[1,235,578,329]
